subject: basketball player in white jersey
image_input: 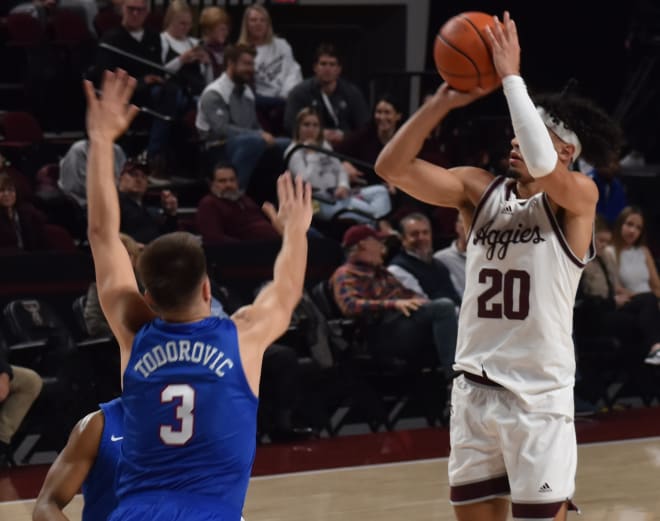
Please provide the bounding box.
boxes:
[375,12,622,521]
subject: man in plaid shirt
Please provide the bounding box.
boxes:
[330,224,457,374]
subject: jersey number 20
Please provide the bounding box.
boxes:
[477,268,530,320]
[160,384,195,445]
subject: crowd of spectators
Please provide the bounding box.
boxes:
[0,0,659,452]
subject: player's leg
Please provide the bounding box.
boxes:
[448,375,511,521]
[498,398,578,521]
[454,497,509,521]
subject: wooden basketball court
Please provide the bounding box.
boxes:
[2,436,659,521]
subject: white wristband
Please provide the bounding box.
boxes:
[502,75,557,178]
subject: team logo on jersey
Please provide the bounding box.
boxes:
[501,203,514,214]
[473,219,545,260]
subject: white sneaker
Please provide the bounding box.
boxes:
[644,350,660,365]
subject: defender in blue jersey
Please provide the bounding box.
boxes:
[83,71,312,521]
[33,398,124,521]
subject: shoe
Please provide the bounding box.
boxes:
[644,350,660,365]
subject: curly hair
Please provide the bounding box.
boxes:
[532,92,623,169]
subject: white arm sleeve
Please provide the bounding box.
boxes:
[502,75,557,178]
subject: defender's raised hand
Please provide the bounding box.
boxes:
[273,172,312,234]
[83,70,140,142]
[485,11,521,79]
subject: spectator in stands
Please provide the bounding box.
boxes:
[196,44,290,189]
[237,4,301,134]
[84,233,143,337]
[284,43,370,147]
[433,212,467,297]
[388,213,460,304]
[0,173,48,252]
[9,0,55,26]
[587,157,628,225]
[196,162,281,245]
[0,350,43,468]
[94,0,183,171]
[117,160,179,244]
[330,224,457,374]
[286,107,390,224]
[580,216,660,366]
[199,6,231,83]
[610,206,660,298]
[58,139,127,208]
[160,0,209,99]
[336,94,403,186]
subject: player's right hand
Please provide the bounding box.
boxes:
[83,70,139,142]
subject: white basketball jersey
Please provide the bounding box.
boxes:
[455,176,594,416]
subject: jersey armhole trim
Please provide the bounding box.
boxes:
[541,194,595,268]
[467,175,506,243]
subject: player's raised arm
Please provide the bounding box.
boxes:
[374,84,494,211]
[232,173,312,356]
[486,11,598,217]
[32,412,104,521]
[84,71,155,374]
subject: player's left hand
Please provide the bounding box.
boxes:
[273,171,312,235]
[485,11,521,79]
[83,69,140,142]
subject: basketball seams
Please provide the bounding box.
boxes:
[459,14,493,87]
[434,11,500,91]
[435,34,479,78]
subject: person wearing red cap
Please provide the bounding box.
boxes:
[330,224,458,375]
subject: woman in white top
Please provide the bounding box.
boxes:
[160,0,209,97]
[237,4,301,132]
[285,107,390,224]
[610,206,660,363]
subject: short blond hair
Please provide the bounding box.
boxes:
[199,6,230,37]
[163,0,193,32]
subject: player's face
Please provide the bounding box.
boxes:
[402,219,432,259]
[508,131,565,182]
[168,12,192,39]
[373,101,401,135]
[122,0,148,31]
[620,213,644,246]
[298,115,321,143]
[313,55,341,85]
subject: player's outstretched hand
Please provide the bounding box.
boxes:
[83,69,139,143]
[485,11,520,79]
[273,171,313,235]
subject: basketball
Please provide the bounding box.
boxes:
[433,11,500,92]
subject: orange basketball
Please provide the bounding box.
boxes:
[433,11,500,92]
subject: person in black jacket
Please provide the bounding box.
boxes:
[283,43,369,146]
[388,212,461,306]
[93,0,184,170]
[0,173,48,252]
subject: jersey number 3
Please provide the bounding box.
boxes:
[160,384,195,445]
[477,268,530,320]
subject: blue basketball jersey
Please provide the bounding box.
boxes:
[82,398,123,521]
[115,317,258,520]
